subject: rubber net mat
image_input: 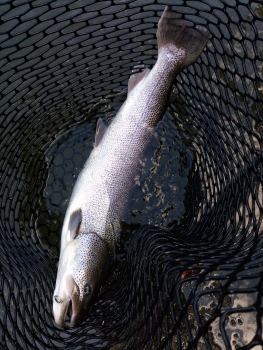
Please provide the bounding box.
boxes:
[0,0,263,349]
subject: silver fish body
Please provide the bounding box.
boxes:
[53,6,210,327]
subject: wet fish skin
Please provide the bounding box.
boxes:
[53,6,210,327]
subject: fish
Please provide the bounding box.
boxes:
[53,6,210,328]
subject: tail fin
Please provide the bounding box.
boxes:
[157,6,210,68]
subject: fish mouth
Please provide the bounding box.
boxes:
[57,298,76,328]
[60,298,76,328]
[67,296,81,327]
[62,298,72,328]
[67,299,72,318]
[53,297,71,328]
[66,297,79,327]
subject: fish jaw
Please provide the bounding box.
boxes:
[53,295,71,328]
[53,233,111,327]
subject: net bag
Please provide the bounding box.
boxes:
[0,0,263,349]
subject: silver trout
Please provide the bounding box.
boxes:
[53,6,210,327]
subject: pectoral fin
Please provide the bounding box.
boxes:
[94,118,108,147]
[68,209,82,240]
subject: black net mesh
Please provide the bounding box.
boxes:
[0,0,263,349]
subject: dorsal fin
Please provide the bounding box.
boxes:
[128,68,150,94]
[94,118,108,147]
[68,209,82,240]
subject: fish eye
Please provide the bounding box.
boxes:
[83,284,92,295]
[54,295,63,303]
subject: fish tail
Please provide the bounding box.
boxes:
[157,6,210,68]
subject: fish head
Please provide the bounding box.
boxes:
[53,233,110,327]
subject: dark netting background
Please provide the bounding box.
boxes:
[0,0,263,349]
